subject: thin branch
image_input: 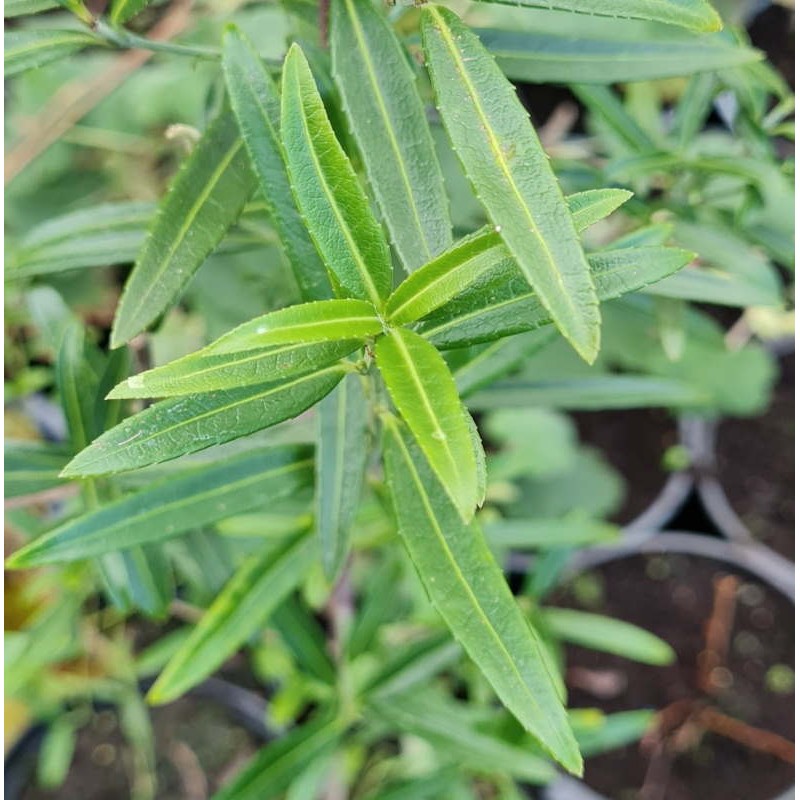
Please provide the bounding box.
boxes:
[696,707,795,764]
[697,574,740,695]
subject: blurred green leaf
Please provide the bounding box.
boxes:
[5,29,101,76]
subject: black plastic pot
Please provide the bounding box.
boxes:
[4,677,275,800]
[540,529,794,800]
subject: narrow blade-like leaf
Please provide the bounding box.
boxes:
[469,0,721,32]
[420,246,693,349]
[484,516,619,550]
[375,328,478,521]
[4,0,59,18]
[63,365,348,476]
[111,107,257,347]
[370,692,556,783]
[316,372,370,579]
[7,446,313,567]
[542,608,675,665]
[109,340,361,399]
[281,44,392,307]
[422,6,600,362]
[331,0,451,271]
[109,0,153,25]
[212,712,341,800]
[4,29,100,76]
[381,419,582,775]
[148,530,317,704]
[5,441,71,499]
[222,27,332,301]
[204,299,382,355]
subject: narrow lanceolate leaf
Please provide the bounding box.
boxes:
[316,372,370,579]
[109,0,153,25]
[111,107,257,347]
[9,203,153,280]
[281,44,392,307]
[381,419,582,775]
[4,0,59,18]
[422,7,600,362]
[108,340,360,399]
[481,27,759,85]
[148,530,317,704]
[5,441,71,499]
[204,299,382,355]
[470,0,721,33]
[7,447,313,567]
[570,710,655,758]
[370,693,555,784]
[542,609,675,666]
[484,517,619,550]
[386,188,632,325]
[331,0,451,271]
[420,246,693,349]
[222,27,331,301]
[5,29,101,77]
[375,328,478,521]
[63,365,347,476]
[213,712,341,800]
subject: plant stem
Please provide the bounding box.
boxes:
[93,18,219,60]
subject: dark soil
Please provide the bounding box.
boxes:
[572,409,678,526]
[715,353,794,561]
[20,691,262,800]
[549,553,795,800]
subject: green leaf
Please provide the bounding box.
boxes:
[108,340,361,399]
[482,27,758,84]
[212,711,341,800]
[203,299,383,355]
[469,0,721,32]
[4,27,101,76]
[422,6,600,362]
[111,107,258,347]
[4,441,71,499]
[316,372,370,579]
[484,516,619,550]
[421,246,693,349]
[572,84,656,153]
[370,692,556,783]
[272,597,335,684]
[570,709,655,757]
[467,374,706,411]
[543,608,675,665]
[148,530,318,704]
[62,365,348,476]
[7,446,313,567]
[331,0,451,271]
[222,27,332,301]
[37,718,76,789]
[381,418,582,775]
[644,266,783,307]
[102,544,174,617]
[281,44,392,308]
[566,188,633,232]
[56,322,97,451]
[108,0,152,24]
[4,0,58,17]
[375,328,478,521]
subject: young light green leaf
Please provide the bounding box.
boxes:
[386,188,631,326]
[467,375,706,411]
[37,718,76,789]
[542,608,675,665]
[421,246,693,349]
[212,711,341,800]
[7,446,313,567]
[204,299,382,355]
[484,516,619,550]
[4,29,100,75]
[370,692,556,783]
[63,365,348,476]
[422,6,600,362]
[469,0,721,32]
[108,0,152,24]
[148,530,317,704]
[281,44,392,307]
[375,328,478,521]
[111,107,257,347]
[482,27,758,84]
[108,340,361,399]
[331,0,451,271]
[381,419,582,775]
[316,372,370,580]
[570,709,655,757]
[222,27,332,301]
